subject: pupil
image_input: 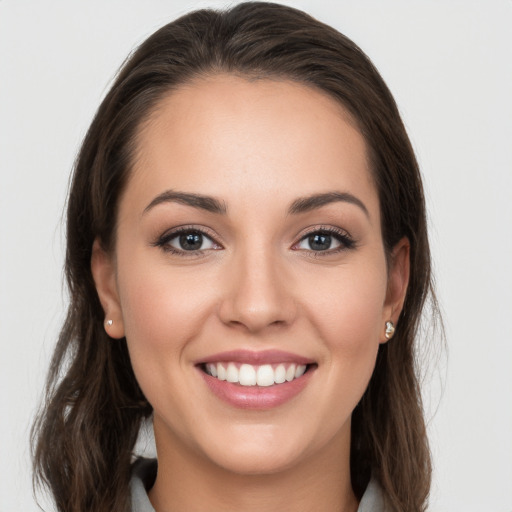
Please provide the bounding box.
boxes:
[180,232,202,250]
[309,233,331,251]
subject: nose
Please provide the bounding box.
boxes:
[218,246,297,333]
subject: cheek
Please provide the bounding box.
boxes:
[300,256,387,393]
[115,252,215,384]
[119,246,204,328]
[305,263,387,343]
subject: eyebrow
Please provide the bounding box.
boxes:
[143,190,368,218]
[288,192,369,217]
[143,190,227,215]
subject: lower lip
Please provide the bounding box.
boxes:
[199,367,315,410]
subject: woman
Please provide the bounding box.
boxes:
[32,2,437,511]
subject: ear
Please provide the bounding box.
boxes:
[381,237,410,343]
[91,238,125,339]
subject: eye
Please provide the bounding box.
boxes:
[154,227,222,255]
[297,232,340,251]
[294,228,355,253]
[169,231,216,251]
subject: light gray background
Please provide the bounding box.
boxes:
[1,1,511,510]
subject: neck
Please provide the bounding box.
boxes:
[148,421,358,512]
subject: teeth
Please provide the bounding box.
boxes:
[217,363,227,381]
[206,363,217,378]
[285,365,295,382]
[274,364,286,384]
[226,363,238,383]
[239,364,256,386]
[295,364,306,378]
[204,362,309,387]
[256,365,274,387]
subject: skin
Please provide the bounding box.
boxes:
[92,75,409,512]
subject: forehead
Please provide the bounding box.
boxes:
[127,74,378,218]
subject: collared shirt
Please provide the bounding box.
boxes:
[130,458,388,511]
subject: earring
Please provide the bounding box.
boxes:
[105,319,113,327]
[385,320,395,340]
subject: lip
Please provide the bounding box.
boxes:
[197,349,315,366]
[196,350,316,410]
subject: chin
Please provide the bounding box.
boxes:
[194,422,319,476]
[208,445,304,476]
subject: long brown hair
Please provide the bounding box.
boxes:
[32,3,438,511]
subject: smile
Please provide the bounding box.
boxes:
[197,350,316,409]
[203,362,308,387]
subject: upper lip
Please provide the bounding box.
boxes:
[197,349,315,366]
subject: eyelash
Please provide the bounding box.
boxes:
[293,226,356,255]
[152,225,222,257]
[153,225,356,257]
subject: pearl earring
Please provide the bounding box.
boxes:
[106,319,113,327]
[385,321,395,340]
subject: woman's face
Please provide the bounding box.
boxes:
[94,75,408,475]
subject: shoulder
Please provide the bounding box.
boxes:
[130,458,158,512]
[357,476,390,512]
